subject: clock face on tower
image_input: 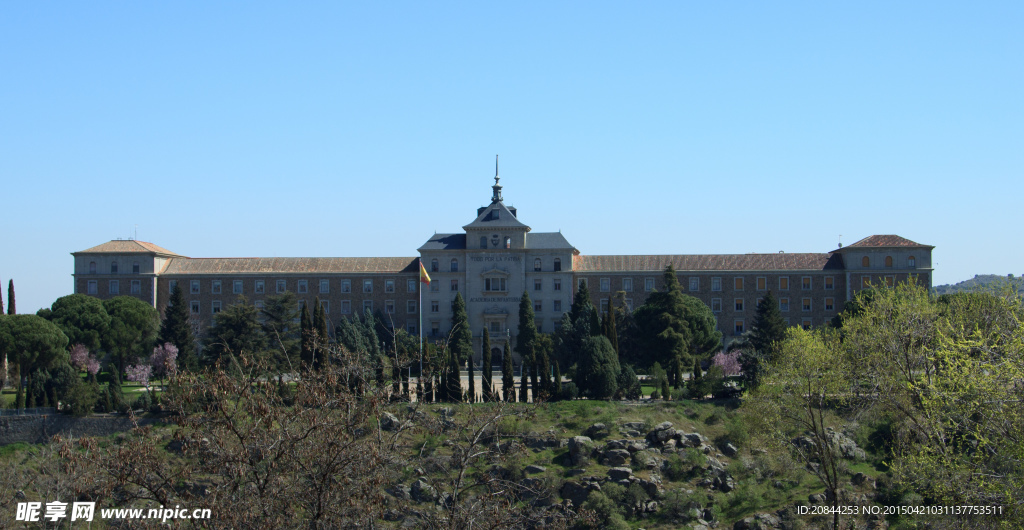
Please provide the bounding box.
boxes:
[491,234,500,247]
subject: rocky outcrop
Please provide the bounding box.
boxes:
[568,436,595,466]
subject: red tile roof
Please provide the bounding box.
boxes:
[844,235,931,249]
[73,240,186,257]
[573,253,843,272]
[161,257,419,275]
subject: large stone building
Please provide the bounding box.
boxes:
[71,173,933,363]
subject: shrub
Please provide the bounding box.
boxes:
[616,365,642,400]
[583,490,629,530]
[558,382,579,401]
[62,380,100,416]
[705,409,725,425]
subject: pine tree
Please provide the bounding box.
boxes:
[300,302,313,368]
[501,339,514,402]
[481,327,492,402]
[742,291,788,389]
[159,284,197,372]
[467,348,476,403]
[8,279,15,314]
[450,293,473,363]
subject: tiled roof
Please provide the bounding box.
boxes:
[162,257,419,275]
[843,235,931,248]
[418,234,467,251]
[573,253,843,272]
[73,240,186,256]
[462,201,531,231]
[527,232,577,251]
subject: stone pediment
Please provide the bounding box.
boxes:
[479,266,510,277]
[483,305,509,315]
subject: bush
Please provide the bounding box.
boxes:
[62,379,100,416]
[583,490,629,530]
[576,336,620,399]
[132,392,151,411]
[558,382,579,401]
[616,365,642,400]
[705,409,725,425]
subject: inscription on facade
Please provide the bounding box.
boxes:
[470,256,521,262]
[469,297,521,303]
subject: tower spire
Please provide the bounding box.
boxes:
[491,155,502,202]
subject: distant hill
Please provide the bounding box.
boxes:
[932,274,1024,296]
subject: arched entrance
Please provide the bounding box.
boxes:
[490,347,503,368]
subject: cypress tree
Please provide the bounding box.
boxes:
[515,292,537,390]
[662,377,671,401]
[159,284,197,372]
[501,339,514,402]
[537,348,551,399]
[447,349,462,402]
[450,293,473,363]
[520,362,530,403]
[0,277,4,313]
[481,327,492,402]
[602,304,619,354]
[467,348,476,403]
[299,302,312,368]
[8,279,15,314]
[314,298,329,370]
[552,360,562,400]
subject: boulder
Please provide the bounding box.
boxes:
[808,493,827,504]
[607,467,633,481]
[621,421,645,431]
[851,472,868,486]
[380,412,402,431]
[584,423,609,439]
[733,512,783,529]
[410,478,438,503]
[602,449,631,466]
[568,436,595,466]
[525,464,547,475]
[387,484,411,500]
[722,443,739,457]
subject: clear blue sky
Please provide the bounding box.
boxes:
[2,2,1021,313]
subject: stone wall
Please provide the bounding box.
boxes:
[0,414,162,445]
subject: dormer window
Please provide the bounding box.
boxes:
[89,261,96,274]
[111,261,118,274]
[493,209,499,219]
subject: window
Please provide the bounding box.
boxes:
[907,256,916,268]
[824,276,834,290]
[211,280,222,294]
[431,322,440,337]
[885,276,895,288]
[111,261,118,274]
[320,300,329,313]
[480,236,487,249]
[862,276,872,288]
[825,297,835,311]
[430,259,439,272]
[534,300,543,312]
[255,280,265,294]
[600,278,610,292]
[553,258,561,272]
[451,279,459,291]
[190,300,200,314]
[234,280,243,294]
[255,300,264,311]
[802,298,812,311]
[553,279,562,291]
[623,278,633,292]
[341,279,351,293]
[489,321,501,333]
[406,321,417,334]
[645,278,655,291]
[132,261,140,274]
[320,280,329,293]
[862,256,870,267]
[385,279,395,293]
[166,280,178,295]
[408,279,416,293]
[801,277,811,290]
[534,258,541,272]
[801,319,812,330]
[431,301,439,313]
[400,300,413,315]
[756,277,766,291]
[341,300,351,314]
[734,278,744,291]
[553,300,562,312]
[885,256,893,268]
[385,301,395,314]
[212,301,222,314]
[363,300,373,313]
[711,298,722,313]
[89,261,96,274]
[363,280,373,293]
[485,277,506,292]
[87,280,97,294]
[505,237,511,249]
[535,320,543,332]
[624,299,633,311]
[734,298,744,311]
[109,280,119,294]
[130,280,140,294]
[431,281,439,292]
[450,259,459,272]
[712,277,722,291]
[689,277,699,291]
[191,280,200,294]
[297,280,308,294]
[779,277,789,290]
[534,279,542,291]
[600,298,609,314]
[276,280,286,293]
[734,320,745,334]
[780,298,790,312]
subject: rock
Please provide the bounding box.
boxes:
[701,444,714,454]
[752,448,768,455]
[733,512,783,529]
[638,478,661,499]
[851,472,868,485]
[705,456,725,471]
[584,423,609,439]
[626,440,648,453]
[525,464,547,475]
[792,436,817,451]
[625,430,641,437]
[621,421,645,431]
[722,443,739,457]
[568,436,595,466]
[565,469,586,477]
[380,412,402,431]
[520,477,545,490]
[387,484,411,500]
[604,439,626,450]
[808,493,827,504]
[410,478,437,503]
[607,467,633,481]
[603,448,631,466]
[560,481,590,506]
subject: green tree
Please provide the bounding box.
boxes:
[0,314,69,408]
[102,296,159,375]
[449,293,472,363]
[46,294,111,354]
[552,359,563,400]
[7,279,15,314]
[480,327,492,401]
[616,364,641,400]
[446,346,462,403]
[261,291,300,373]
[466,346,476,403]
[299,301,313,368]
[501,339,513,402]
[601,302,619,354]
[575,335,620,399]
[159,284,197,372]
[740,291,787,389]
[202,298,267,369]
[535,334,552,398]
[515,292,537,393]
[312,298,330,370]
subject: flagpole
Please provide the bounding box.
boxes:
[418,259,424,400]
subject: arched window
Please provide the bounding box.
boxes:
[111,261,118,274]
[480,236,487,249]
[861,256,870,268]
[885,256,893,268]
[534,258,542,272]
[431,259,438,272]
[907,256,916,268]
[450,258,459,272]
[89,261,96,274]
[554,258,562,272]
[133,261,140,274]
[505,237,511,249]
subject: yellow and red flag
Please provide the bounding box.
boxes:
[419,261,431,284]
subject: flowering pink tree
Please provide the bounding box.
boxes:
[151,343,178,382]
[70,344,101,379]
[125,364,152,387]
[712,350,742,377]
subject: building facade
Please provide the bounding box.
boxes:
[72,175,933,363]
